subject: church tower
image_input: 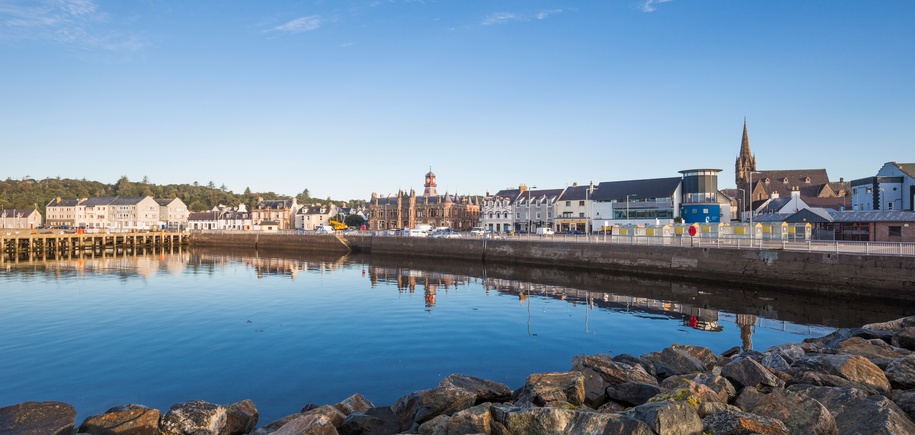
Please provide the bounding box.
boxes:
[735,119,756,188]
[424,168,438,197]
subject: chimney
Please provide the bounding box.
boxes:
[791,189,800,199]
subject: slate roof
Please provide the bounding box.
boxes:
[257,200,293,209]
[111,196,149,206]
[894,163,915,178]
[756,208,915,224]
[592,177,681,202]
[1,209,38,217]
[155,198,181,206]
[84,197,118,207]
[802,196,851,211]
[47,198,81,207]
[188,211,219,221]
[752,169,834,198]
[516,189,565,204]
[558,185,594,201]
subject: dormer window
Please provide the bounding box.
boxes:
[765,178,771,184]
[805,177,811,183]
[783,178,789,183]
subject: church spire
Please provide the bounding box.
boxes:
[739,118,752,158]
[735,118,756,187]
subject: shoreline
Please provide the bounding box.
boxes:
[4,315,915,434]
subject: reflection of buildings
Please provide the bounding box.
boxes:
[188,251,349,281]
[4,248,190,280]
[367,265,735,339]
[367,266,473,311]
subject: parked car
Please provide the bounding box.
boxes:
[470,227,485,236]
[536,227,555,236]
[342,228,359,235]
[567,230,584,235]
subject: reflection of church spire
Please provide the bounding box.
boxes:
[737,313,757,352]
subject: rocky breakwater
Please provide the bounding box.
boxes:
[5,316,915,434]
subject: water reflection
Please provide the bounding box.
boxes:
[182,247,913,349]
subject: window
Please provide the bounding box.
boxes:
[889,226,902,237]
[565,201,571,206]
[579,201,585,206]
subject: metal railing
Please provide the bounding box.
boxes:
[185,229,915,257]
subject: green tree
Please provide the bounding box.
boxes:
[344,214,365,227]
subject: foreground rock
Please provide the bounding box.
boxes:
[0,401,75,435]
[78,404,161,435]
[6,315,915,434]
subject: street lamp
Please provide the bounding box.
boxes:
[747,171,759,241]
[626,194,637,226]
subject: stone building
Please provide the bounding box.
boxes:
[368,169,480,231]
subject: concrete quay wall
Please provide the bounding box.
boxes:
[190,232,350,253]
[190,233,915,299]
[348,236,915,299]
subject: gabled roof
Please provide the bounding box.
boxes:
[47,198,82,207]
[84,197,118,207]
[558,185,593,201]
[898,164,915,178]
[1,209,39,217]
[802,196,850,211]
[753,169,834,198]
[491,189,521,201]
[592,177,681,202]
[111,196,151,206]
[516,189,565,204]
[257,200,293,209]
[188,211,219,221]
[155,198,183,206]
[773,209,915,224]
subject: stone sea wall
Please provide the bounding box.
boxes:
[4,316,915,434]
[191,233,915,298]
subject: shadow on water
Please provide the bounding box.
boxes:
[190,246,913,330]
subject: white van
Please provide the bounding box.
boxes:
[403,228,427,237]
[536,227,555,236]
[470,227,485,236]
[314,225,335,234]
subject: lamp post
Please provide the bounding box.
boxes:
[747,171,759,243]
[626,194,637,226]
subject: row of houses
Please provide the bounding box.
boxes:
[2,196,366,233]
[187,200,365,231]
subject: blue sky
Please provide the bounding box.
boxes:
[1,1,913,202]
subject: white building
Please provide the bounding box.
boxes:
[0,209,43,230]
[851,162,915,212]
[481,187,523,233]
[155,198,189,230]
[514,187,565,233]
[555,182,595,233]
[590,177,682,229]
[294,203,339,231]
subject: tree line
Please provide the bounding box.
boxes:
[0,176,365,217]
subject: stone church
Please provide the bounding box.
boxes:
[735,120,850,214]
[368,169,481,231]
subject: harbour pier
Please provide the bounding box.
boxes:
[0,231,189,263]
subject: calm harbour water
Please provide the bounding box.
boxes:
[0,248,909,425]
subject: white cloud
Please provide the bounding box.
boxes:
[481,12,520,26]
[536,9,562,20]
[641,0,673,13]
[0,0,143,50]
[274,16,322,34]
